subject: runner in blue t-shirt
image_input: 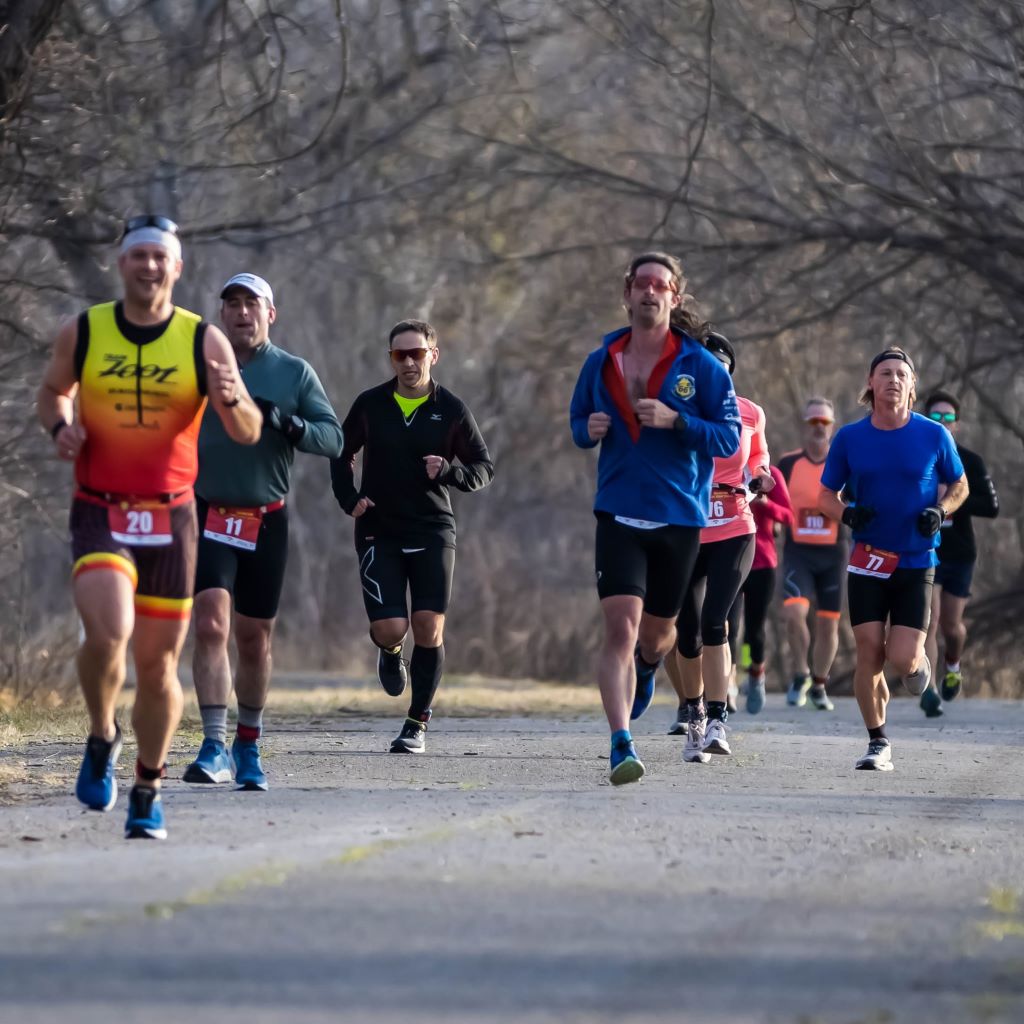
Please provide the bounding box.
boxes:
[819,348,968,772]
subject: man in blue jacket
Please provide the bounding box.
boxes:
[570,252,740,785]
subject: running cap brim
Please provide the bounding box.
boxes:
[869,349,915,375]
[220,273,274,306]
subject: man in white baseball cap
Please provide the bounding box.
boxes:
[185,271,343,791]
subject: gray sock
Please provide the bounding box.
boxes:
[237,702,264,742]
[200,704,228,746]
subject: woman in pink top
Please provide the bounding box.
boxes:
[726,464,792,715]
[664,334,774,762]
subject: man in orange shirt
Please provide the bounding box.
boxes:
[777,398,846,711]
[37,215,261,839]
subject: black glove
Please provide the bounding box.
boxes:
[841,504,876,531]
[253,396,305,445]
[917,505,945,537]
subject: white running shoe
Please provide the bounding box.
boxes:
[855,739,893,771]
[702,718,731,756]
[902,655,931,697]
[683,717,711,763]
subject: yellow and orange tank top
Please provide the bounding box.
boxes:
[75,302,207,497]
[779,449,840,546]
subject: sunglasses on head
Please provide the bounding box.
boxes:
[928,411,957,423]
[390,347,431,364]
[805,417,833,426]
[122,214,179,239]
[631,274,677,295]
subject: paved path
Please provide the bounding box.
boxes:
[2,694,1023,1023]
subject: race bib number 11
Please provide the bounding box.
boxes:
[204,507,262,551]
[108,503,173,547]
[847,542,899,579]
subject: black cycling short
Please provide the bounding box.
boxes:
[934,557,974,600]
[847,566,934,631]
[594,513,701,619]
[782,541,847,614]
[727,565,775,666]
[678,533,755,658]
[356,534,455,622]
[194,497,289,620]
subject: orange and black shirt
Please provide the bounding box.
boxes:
[777,448,840,547]
[73,301,208,497]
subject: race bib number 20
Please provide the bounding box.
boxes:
[108,503,172,547]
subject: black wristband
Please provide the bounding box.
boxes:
[673,412,688,433]
[50,419,69,440]
[223,394,241,408]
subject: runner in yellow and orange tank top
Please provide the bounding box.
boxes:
[36,215,262,840]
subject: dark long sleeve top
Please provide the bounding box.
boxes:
[330,379,494,548]
[939,444,998,563]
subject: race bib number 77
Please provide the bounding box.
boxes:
[847,542,899,579]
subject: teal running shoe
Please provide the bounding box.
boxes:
[231,738,268,791]
[630,647,659,720]
[182,738,233,784]
[125,785,167,840]
[75,725,123,811]
[919,685,943,718]
[609,738,645,786]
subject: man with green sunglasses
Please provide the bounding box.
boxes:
[919,390,999,716]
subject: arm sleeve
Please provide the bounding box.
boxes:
[295,364,344,458]
[569,354,600,450]
[443,406,495,492]
[674,357,741,458]
[937,430,965,484]
[746,405,770,476]
[961,452,999,518]
[759,465,793,525]
[820,429,850,493]
[330,397,365,514]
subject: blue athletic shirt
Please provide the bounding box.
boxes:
[821,412,964,568]
[570,326,740,527]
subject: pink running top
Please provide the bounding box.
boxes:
[751,464,793,569]
[701,395,770,543]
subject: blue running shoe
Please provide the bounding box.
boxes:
[609,738,645,786]
[75,725,123,811]
[125,785,167,840]
[630,647,659,720]
[231,738,268,791]
[746,673,766,715]
[182,738,234,784]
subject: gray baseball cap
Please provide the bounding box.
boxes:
[220,273,274,305]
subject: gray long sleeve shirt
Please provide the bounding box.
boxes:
[197,340,343,506]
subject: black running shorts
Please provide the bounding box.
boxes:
[847,566,934,631]
[594,513,701,619]
[70,494,197,620]
[677,533,755,657]
[782,541,847,614]
[356,534,455,622]
[194,497,289,620]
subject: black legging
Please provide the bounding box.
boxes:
[727,566,776,666]
[677,534,755,659]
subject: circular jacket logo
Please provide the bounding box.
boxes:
[674,374,696,399]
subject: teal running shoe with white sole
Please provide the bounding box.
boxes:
[182,738,234,784]
[75,725,123,811]
[125,785,167,840]
[609,738,645,786]
[231,739,268,791]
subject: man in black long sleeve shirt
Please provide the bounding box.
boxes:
[921,391,999,714]
[331,318,494,752]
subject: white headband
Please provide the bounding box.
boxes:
[120,227,182,260]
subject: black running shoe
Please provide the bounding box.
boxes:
[389,717,426,753]
[377,645,408,697]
